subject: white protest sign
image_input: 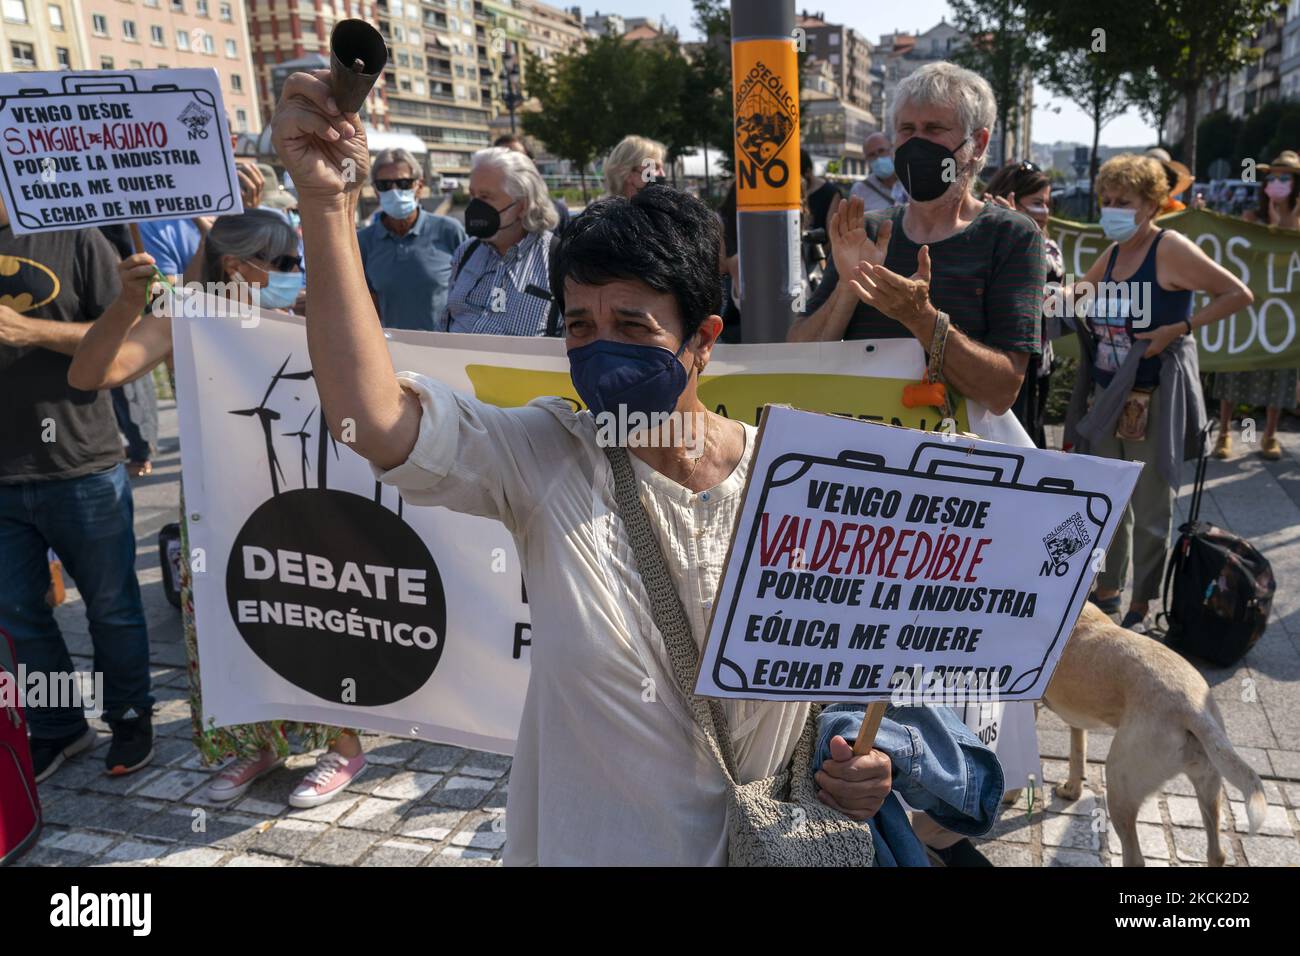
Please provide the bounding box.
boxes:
[0,69,241,234]
[694,405,1141,705]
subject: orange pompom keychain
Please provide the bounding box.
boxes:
[902,379,948,409]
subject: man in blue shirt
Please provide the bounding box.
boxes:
[357,148,467,331]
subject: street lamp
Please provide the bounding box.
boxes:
[501,50,522,134]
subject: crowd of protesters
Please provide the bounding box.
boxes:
[0,55,1286,866]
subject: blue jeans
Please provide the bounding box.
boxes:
[0,464,153,737]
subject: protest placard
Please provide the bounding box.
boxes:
[694,405,1141,706]
[0,69,241,234]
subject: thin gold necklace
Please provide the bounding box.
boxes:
[679,413,709,487]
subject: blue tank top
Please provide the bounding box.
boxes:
[1089,230,1193,388]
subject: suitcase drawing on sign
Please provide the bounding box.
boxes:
[709,441,1115,699]
[0,70,239,233]
[0,628,42,865]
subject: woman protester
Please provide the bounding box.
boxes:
[985,161,1063,447]
[603,134,667,199]
[1063,155,1252,633]
[269,69,1005,865]
[1211,150,1300,461]
[68,209,368,807]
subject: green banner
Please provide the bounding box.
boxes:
[1049,209,1300,372]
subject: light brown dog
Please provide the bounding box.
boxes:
[1041,603,1266,866]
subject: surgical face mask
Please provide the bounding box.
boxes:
[379,187,418,218]
[893,135,969,202]
[568,338,690,418]
[869,156,895,179]
[1099,206,1140,242]
[1266,176,1293,200]
[464,197,519,239]
[253,269,304,310]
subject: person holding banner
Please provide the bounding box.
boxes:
[68,210,368,808]
[271,73,904,865]
[1211,151,1300,461]
[1064,155,1253,633]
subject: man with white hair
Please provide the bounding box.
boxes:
[790,61,1046,418]
[441,146,561,334]
[850,131,907,212]
[357,147,467,331]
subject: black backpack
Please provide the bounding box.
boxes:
[1159,427,1275,666]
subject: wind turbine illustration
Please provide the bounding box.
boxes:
[283,407,317,490]
[229,355,314,496]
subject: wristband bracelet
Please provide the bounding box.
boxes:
[1185,318,1193,335]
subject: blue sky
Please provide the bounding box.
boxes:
[578,0,1156,147]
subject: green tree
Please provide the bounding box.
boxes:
[949,0,1040,167]
[1039,48,1131,216]
[1124,65,1179,149]
[1194,109,1242,180]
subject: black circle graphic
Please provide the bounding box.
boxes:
[226,488,446,706]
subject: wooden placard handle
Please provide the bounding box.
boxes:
[129,222,145,254]
[852,701,887,756]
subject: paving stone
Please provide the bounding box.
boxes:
[245,818,327,859]
[74,798,165,835]
[428,774,494,809]
[361,840,435,867]
[158,845,227,866]
[86,767,167,797]
[399,805,466,841]
[1171,827,1216,864]
[978,841,1032,866]
[224,853,290,867]
[20,845,97,867]
[40,791,120,828]
[1044,846,1102,867]
[459,753,512,778]
[287,793,363,823]
[986,806,1033,844]
[300,827,381,866]
[372,770,442,801]
[1041,812,1102,851]
[130,769,209,801]
[1267,749,1300,780]
[48,829,115,856]
[1045,787,1100,817]
[102,840,171,865]
[433,845,497,864]
[360,737,427,765]
[233,796,287,818]
[342,763,400,795]
[450,815,507,850]
[1229,801,1294,836]
[407,744,467,774]
[1107,823,1170,860]
[1166,795,1207,829]
[1240,835,1300,866]
[338,796,407,833]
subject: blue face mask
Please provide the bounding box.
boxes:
[379,187,418,218]
[568,339,690,417]
[1100,206,1139,242]
[870,156,895,179]
[255,269,304,310]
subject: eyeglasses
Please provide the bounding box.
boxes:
[1267,174,1293,182]
[256,253,303,272]
[374,177,417,192]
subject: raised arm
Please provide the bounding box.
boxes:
[271,70,422,470]
[788,194,890,342]
[69,253,172,389]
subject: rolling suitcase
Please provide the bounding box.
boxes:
[0,628,42,865]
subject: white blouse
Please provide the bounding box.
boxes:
[376,372,809,865]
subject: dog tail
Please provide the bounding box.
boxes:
[1189,709,1267,833]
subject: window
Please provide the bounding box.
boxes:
[201,33,214,54]
[397,52,409,67]
[400,76,411,91]
[413,78,425,95]
[231,73,242,91]
[196,0,207,14]
[56,46,70,68]
[101,55,114,69]
[130,59,143,68]
[219,1,231,19]
[123,19,137,41]
[176,29,190,50]
[47,3,62,29]
[829,33,839,46]
[10,41,35,66]
[2,0,27,23]
[171,0,182,9]
[92,11,108,34]
[144,0,158,5]
[225,38,236,57]
[235,109,247,130]
[150,24,163,44]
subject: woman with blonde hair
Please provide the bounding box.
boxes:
[603,135,667,199]
[1064,154,1252,633]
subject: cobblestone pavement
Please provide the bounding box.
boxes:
[19,406,1300,866]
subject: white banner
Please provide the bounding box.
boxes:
[0,69,240,234]
[174,306,1047,781]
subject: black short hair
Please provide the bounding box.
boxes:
[550,184,722,344]
[493,132,534,160]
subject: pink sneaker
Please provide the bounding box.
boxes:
[205,748,284,803]
[289,750,366,808]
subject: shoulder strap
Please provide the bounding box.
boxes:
[863,177,895,204]
[601,444,740,783]
[453,238,482,279]
[545,232,564,337]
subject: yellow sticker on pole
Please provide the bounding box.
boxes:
[732,38,801,212]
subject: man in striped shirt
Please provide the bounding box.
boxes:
[791,62,1045,416]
